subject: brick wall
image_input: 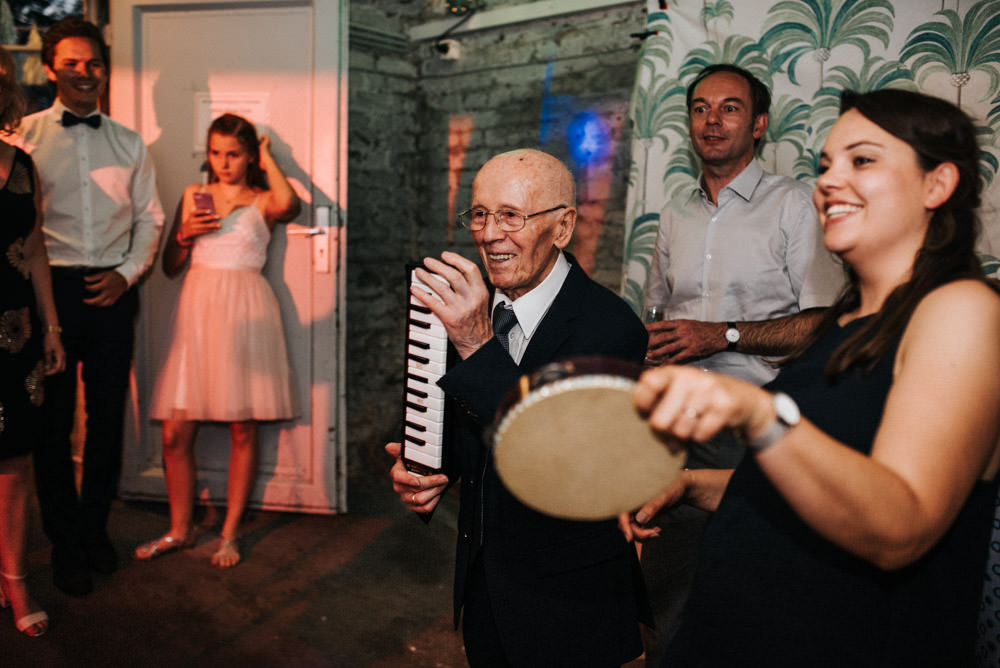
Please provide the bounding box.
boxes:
[347,1,647,491]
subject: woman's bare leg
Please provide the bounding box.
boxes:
[134,419,198,560]
[212,421,258,567]
[161,419,198,539]
[0,454,48,635]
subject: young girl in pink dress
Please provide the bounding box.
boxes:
[135,114,299,567]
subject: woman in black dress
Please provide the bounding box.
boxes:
[0,44,65,637]
[627,89,1000,666]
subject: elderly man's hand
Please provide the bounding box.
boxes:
[646,319,725,365]
[385,441,450,514]
[618,469,691,543]
[412,251,494,359]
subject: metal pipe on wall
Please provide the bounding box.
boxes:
[409,0,640,42]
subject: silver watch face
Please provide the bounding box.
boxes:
[725,327,740,344]
[774,392,800,426]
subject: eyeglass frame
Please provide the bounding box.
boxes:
[456,204,568,232]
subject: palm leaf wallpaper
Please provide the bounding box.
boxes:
[623,0,1000,312]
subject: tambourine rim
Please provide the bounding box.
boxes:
[492,372,687,521]
[493,373,637,447]
[494,356,643,422]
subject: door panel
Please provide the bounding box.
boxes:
[111,0,347,513]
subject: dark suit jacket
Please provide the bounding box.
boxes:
[437,254,651,667]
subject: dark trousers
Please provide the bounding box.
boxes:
[641,431,745,665]
[640,510,710,666]
[462,556,513,668]
[35,267,137,551]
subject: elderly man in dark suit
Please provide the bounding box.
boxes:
[386,149,651,667]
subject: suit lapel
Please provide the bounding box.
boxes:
[518,255,585,370]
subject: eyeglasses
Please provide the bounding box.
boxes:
[457,205,567,232]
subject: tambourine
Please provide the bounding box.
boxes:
[492,356,686,521]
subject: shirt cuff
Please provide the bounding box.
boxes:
[114,261,141,287]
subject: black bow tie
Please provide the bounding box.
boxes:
[62,111,101,129]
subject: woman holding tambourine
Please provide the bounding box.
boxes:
[625,89,1000,666]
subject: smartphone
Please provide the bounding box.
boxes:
[193,191,216,216]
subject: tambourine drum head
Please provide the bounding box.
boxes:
[493,375,686,521]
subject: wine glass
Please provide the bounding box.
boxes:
[643,304,665,325]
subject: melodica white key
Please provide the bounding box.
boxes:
[403,267,452,475]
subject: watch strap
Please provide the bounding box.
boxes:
[726,321,738,351]
[746,419,788,452]
[746,392,799,452]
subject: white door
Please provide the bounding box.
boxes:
[110,0,348,513]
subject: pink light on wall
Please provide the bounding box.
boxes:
[447,115,475,244]
[574,168,612,275]
[566,107,623,274]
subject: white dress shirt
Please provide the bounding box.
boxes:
[17,99,165,286]
[493,251,571,364]
[644,159,844,385]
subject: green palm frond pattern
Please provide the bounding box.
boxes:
[760,0,895,86]
[792,145,823,182]
[662,146,700,200]
[809,58,917,140]
[623,10,678,285]
[979,253,1000,279]
[702,0,736,38]
[621,0,1000,313]
[900,0,1000,108]
[636,11,674,75]
[631,76,688,155]
[975,124,1000,188]
[622,212,663,309]
[990,89,1000,127]
[678,35,774,87]
[766,94,811,171]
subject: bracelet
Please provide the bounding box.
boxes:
[176,231,193,248]
[45,324,62,334]
[681,468,697,505]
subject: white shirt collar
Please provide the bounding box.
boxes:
[493,251,570,342]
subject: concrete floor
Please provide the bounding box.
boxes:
[1,480,470,667]
[3,479,649,667]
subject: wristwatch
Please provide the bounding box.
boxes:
[724,322,740,350]
[746,392,800,452]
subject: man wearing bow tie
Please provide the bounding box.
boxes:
[17,17,164,597]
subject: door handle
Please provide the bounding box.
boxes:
[287,227,326,237]
[285,209,331,272]
[312,206,332,273]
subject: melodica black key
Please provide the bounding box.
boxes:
[402,266,453,475]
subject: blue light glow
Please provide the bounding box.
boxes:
[567,110,611,169]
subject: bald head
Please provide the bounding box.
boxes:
[475,149,577,209]
[469,149,577,301]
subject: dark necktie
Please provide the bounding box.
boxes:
[62,111,101,129]
[492,302,518,354]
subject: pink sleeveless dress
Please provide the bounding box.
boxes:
[151,200,297,421]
